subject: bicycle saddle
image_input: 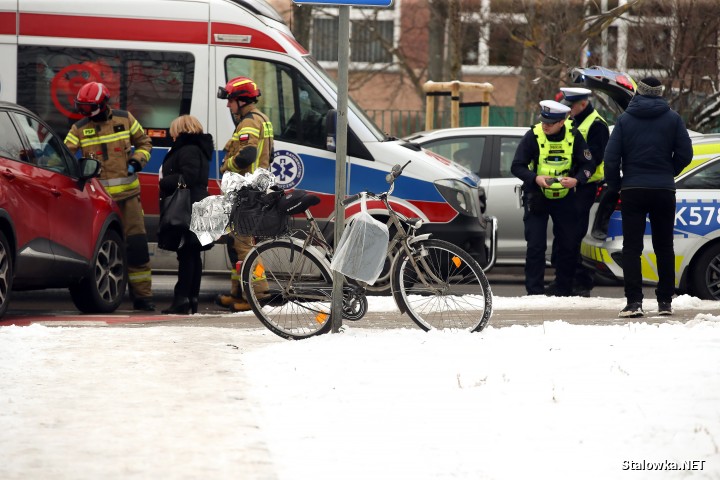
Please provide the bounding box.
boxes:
[276,189,321,215]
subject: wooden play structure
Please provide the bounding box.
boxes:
[423,80,494,130]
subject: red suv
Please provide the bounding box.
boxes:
[0,101,127,318]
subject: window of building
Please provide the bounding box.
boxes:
[586,26,618,69]
[626,25,673,69]
[460,1,526,71]
[488,24,524,67]
[310,5,397,66]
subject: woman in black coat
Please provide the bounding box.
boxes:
[158,115,213,314]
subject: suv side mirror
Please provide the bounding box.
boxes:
[325,109,337,152]
[78,157,101,180]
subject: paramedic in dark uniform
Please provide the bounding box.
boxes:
[511,100,596,297]
[215,76,274,312]
[64,82,155,311]
[559,87,610,296]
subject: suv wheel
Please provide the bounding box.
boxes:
[70,229,126,313]
[0,231,13,318]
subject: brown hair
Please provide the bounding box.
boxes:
[170,115,204,138]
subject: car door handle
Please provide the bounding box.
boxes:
[2,169,15,180]
[51,188,61,197]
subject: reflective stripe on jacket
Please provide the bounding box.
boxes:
[222,104,274,174]
[64,109,152,201]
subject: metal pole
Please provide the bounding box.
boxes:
[331,5,350,333]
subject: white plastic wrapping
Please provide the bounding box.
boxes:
[189,195,230,246]
[190,168,279,245]
[330,195,389,284]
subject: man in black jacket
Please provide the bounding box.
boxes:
[604,77,693,318]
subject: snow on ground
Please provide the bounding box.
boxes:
[1,295,719,480]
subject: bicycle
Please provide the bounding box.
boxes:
[234,161,493,340]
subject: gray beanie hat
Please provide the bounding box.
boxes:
[637,77,664,97]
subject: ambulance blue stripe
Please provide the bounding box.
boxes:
[292,154,444,202]
[146,149,444,202]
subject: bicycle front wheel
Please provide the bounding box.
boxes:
[391,239,492,332]
[240,239,333,340]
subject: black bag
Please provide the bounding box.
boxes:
[229,186,289,238]
[157,177,192,251]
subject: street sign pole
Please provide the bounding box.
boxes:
[331,5,350,333]
[291,0,392,333]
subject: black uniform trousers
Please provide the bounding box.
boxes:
[620,188,676,304]
[572,181,599,289]
[524,191,578,295]
[550,181,599,291]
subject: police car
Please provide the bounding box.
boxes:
[581,138,720,300]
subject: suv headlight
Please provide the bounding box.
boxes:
[434,179,480,217]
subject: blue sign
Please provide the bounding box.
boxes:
[292,0,393,6]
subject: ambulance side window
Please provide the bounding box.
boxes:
[17,46,195,147]
[224,57,332,149]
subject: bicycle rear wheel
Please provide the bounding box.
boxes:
[391,239,492,332]
[240,239,333,340]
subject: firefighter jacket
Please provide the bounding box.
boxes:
[64,109,152,202]
[221,103,274,175]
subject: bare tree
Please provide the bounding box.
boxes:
[284,0,720,131]
[624,0,720,131]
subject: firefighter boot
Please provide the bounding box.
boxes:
[230,299,253,312]
[215,278,242,310]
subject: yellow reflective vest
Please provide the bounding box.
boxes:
[532,123,574,199]
[567,110,607,183]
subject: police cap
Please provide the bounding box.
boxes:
[539,100,571,124]
[560,87,592,106]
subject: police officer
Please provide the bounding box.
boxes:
[559,87,609,296]
[511,100,596,296]
[215,76,274,312]
[65,82,155,311]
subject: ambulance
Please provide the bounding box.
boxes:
[0,0,495,282]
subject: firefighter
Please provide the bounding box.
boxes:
[64,82,155,311]
[215,76,274,312]
[510,100,596,296]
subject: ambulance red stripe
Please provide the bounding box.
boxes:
[15,13,286,52]
[0,11,15,35]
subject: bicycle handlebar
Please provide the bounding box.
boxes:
[342,161,412,206]
[341,193,362,206]
[385,160,412,184]
[341,191,379,206]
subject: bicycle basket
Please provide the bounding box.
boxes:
[229,187,289,238]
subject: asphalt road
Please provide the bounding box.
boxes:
[6,266,713,329]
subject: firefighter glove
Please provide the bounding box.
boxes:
[128,159,142,175]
